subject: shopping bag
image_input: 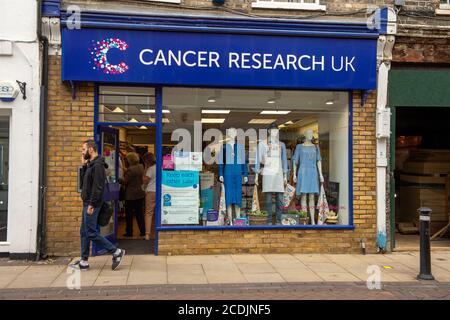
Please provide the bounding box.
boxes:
[251,184,260,213]
[317,184,330,225]
[162,154,174,170]
[282,183,296,208]
[218,183,227,225]
[98,201,113,227]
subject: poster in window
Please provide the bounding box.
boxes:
[162,170,200,224]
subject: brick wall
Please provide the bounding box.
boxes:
[158,91,378,255]
[393,36,450,63]
[46,56,94,256]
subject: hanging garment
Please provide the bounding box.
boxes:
[317,184,330,225]
[251,184,260,212]
[218,143,248,207]
[293,144,321,195]
[254,140,289,193]
[218,182,227,225]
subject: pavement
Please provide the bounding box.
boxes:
[1,252,450,299]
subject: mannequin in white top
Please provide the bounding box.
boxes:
[218,128,248,224]
[293,129,324,225]
[254,124,289,225]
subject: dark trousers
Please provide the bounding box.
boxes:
[125,198,145,236]
[80,205,117,260]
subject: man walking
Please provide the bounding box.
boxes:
[70,140,125,271]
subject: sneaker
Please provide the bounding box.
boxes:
[69,260,90,270]
[111,249,125,271]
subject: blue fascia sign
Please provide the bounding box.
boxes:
[62,28,377,90]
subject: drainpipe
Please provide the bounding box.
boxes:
[36,0,49,260]
[375,8,396,253]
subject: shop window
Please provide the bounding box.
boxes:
[251,0,326,11]
[437,0,450,14]
[98,86,164,124]
[161,87,349,228]
[0,117,9,242]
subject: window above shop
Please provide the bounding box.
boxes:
[251,0,326,11]
[436,0,450,15]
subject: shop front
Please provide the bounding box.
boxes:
[47,11,388,256]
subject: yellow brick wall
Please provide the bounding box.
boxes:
[158,90,378,255]
[45,55,377,256]
[46,56,94,256]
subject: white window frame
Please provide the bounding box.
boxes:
[436,0,450,15]
[252,0,326,11]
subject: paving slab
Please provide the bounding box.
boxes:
[237,263,277,274]
[243,273,286,283]
[303,262,348,273]
[231,254,268,264]
[204,272,248,284]
[293,254,332,263]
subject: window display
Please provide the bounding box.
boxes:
[161,87,350,227]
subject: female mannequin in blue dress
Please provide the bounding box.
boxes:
[292,129,324,225]
[218,127,248,225]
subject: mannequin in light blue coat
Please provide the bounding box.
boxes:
[293,129,324,225]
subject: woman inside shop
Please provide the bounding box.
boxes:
[121,152,146,238]
[142,152,156,241]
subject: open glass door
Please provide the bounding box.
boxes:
[93,126,120,255]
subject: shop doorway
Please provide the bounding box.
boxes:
[393,107,450,250]
[97,124,157,255]
[95,85,159,255]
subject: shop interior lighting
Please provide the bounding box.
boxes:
[326,100,334,105]
[140,109,170,113]
[201,118,226,124]
[112,107,124,113]
[248,119,277,124]
[139,126,147,130]
[201,110,231,114]
[278,124,286,129]
[207,97,216,103]
[260,110,291,115]
[128,118,138,123]
[285,121,294,125]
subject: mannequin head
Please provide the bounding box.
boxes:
[304,129,314,142]
[226,127,237,141]
[267,122,279,141]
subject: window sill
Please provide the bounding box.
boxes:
[158,225,354,231]
[251,1,326,11]
[436,8,450,15]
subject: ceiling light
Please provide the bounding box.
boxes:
[266,99,276,104]
[163,118,170,123]
[207,97,216,103]
[326,100,334,105]
[202,110,230,114]
[139,126,147,130]
[285,121,294,125]
[248,119,277,124]
[141,109,170,113]
[260,110,291,115]
[201,118,226,124]
[128,118,138,123]
[112,107,124,113]
[278,124,286,129]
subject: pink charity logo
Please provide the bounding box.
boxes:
[90,38,129,74]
